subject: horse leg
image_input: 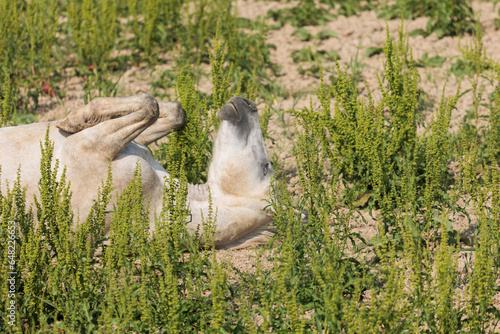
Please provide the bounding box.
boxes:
[134,101,185,146]
[59,93,164,161]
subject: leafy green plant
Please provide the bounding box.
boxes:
[291,47,340,63]
[495,8,500,30]
[299,26,466,250]
[486,86,500,165]
[0,0,60,118]
[210,24,235,115]
[317,29,337,40]
[379,0,476,38]
[173,0,234,66]
[224,17,279,80]
[448,56,475,78]
[292,28,314,42]
[127,0,183,59]
[67,0,118,69]
[0,68,16,127]
[415,52,446,67]
[83,69,122,104]
[451,24,500,167]
[425,0,475,38]
[0,0,22,72]
[25,0,59,80]
[267,0,334,27]
[298,63,325,78]
[325,0,364,17]
[329,47,366,85]
[154,66,213,184]
[365,46,383,57]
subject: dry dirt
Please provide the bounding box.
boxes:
[32,1,500,272]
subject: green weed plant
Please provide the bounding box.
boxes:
[379,0,476,38]
[267,0,335,28]
[68,0,118,69]
[0,0,276,125]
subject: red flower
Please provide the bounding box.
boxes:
[42,82,55,97]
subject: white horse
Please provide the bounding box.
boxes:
[0,94,273,248]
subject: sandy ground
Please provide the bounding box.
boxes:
[31,1,500,275]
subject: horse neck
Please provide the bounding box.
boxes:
[187,182,211,202]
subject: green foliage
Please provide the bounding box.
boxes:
[323,0,365,17]
[329,47,366,85]
[317,29,338,40]
[325,26,421,208]
[173,0,234,65]
[454,152,500,331]
[495,6,500,30]
[127,0,183,58]
[0,0,276,121]
[292,46,341,80]
[298,63,325,78]
[1,2,500,332]
[68,0,118,69]
[169,0,277,82]
[448,57,475,78]
[0,0,60,117]
[424,0,475,38]
[0,0,22,71]
[25,0,59,79]
[210,24,234,115]
[225,17,278,79]
[83,68,122,104]
[422,88,460,237]
[154,66,213,184]
[379,0,476,38]
[451,24,500,167]
[291,47,340,63]
[0,68,16,127]
[365,46,384,58]
[292,28,314,42]
[415,52,447,68]
[486,85,500,164]
[267,0,335,27]
[292,25,467,257]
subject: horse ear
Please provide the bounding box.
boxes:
[219,103,241,123]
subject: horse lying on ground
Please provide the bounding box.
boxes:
[0,94,274,248]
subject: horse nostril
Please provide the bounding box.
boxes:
[240,97,257,111]
[262,162,270,176]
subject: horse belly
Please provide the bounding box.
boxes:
[0,122,65,201]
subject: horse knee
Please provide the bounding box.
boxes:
[137,93,160,124]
